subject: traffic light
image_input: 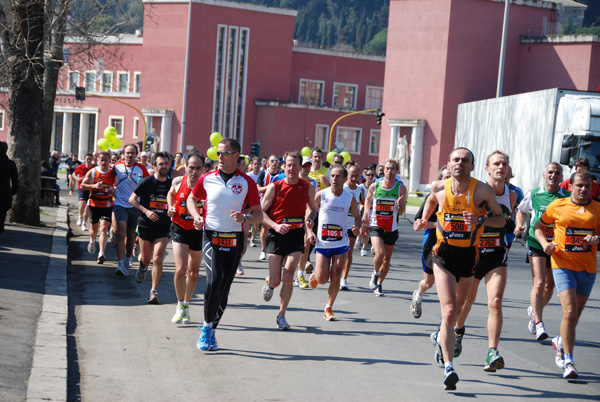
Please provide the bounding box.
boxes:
[145,136,156,152]
[250,141,261,157]
[376,109,385,125]
[75,86,85,101]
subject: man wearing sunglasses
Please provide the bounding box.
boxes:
[257,155,284,260]
[187,139,262,351]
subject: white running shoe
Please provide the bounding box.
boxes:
[76,217,83,226]
[563,363,578,379]
[536,321,548,341]
[81,222,88,231]
[340,278,349,290]
[527,306,536,334]
[360,249,368,256]
[552,336,565,369]
[236,265,245,275]
[276,315,291,331]
[369,272,379,290]
[249,238,256,247]
[259,251,266,261]
[87,240,96,254]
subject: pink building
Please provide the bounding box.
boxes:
[382,0,600,191]
[0,0,385,169]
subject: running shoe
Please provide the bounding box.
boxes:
[276,314,291,331]
[197,324,211,351]
[114,262,126,276]
[136,262,148,284]
[430,331,444,368]
[133,244,140,259]
[236,265,245,276]
[97,252,106,264]
[527,306,536,334]
[87,240,96,254]
[295,274,309,289]
[305,262,314,274]
[360,249,368,256]
[563,362,578,379]
[110,231,118,248]
[171,305,184,324]
[309,273,318,288]
[324,307,337,321]
[262,283,274,302]
[443,366,459,390]
[454,328,464,358]
[81,222,88,231]
[483,348,505,372]
[374,284,384,296]
[536,321,548,341]
[259,251,266,261]
[340,278,349,291]
[369,272,378,290]
[410,290,422,318]
[249,238,256,247]
[77,217,83,226]
[182,304,190,324]
[148,289,159,305]
[552,336,565,368]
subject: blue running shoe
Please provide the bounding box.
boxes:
[430,331,444,368]
[208,329,218,351]
[443,366,459,390]
[197,325,211,351]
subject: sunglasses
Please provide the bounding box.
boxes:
[270,159,279,163]
[217,150,237,156]
[366,173,374,176]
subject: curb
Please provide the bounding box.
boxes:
[26,206,69,402]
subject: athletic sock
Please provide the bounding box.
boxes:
[565,353,574,364]
[414,292,422,302]
[444,361,454,370]
[455,327,465,336]
[298,270,305,277]
[203,321,213,329]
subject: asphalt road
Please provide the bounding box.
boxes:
[66,210,600,401]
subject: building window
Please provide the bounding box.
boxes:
[315,124,329,150]
[85,72,96,92]
[336,126,361,154]
[366,86,383,110]
[223,26,238,139]
[68,71,80,91]
[118,72,129,93]
[134,72,141,93]
[0,110,4,131]
[133,117,139,139]
[102,72,113,93]
[109,116,124,138]
[369,129,380,155]
[333,83,358,109]
[299,79,324,106]
[235,28,249,142]
[213,25,227,134]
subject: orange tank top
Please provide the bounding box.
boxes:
[436,177,484,248]
[89,167,114,208]
[172,176,205,231]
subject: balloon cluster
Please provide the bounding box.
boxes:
[327,150,350,164]
[206,132,249,164]
[97,126,122,152]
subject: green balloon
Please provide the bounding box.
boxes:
[210,132,223,147]
[97,138,110,151]
[327,151,336,164]
[341,151,351,164]
[109,137,122,150]
[207,146,218,161]
[301,147,311,157]
[104,126,117,140]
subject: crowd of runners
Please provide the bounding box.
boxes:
[67,141,597,391]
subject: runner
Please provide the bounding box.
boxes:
[261,151,315,330]
[129,152,172,304]
[188,138,262,351]
[414,147,505,390]
[66,153,80,196]
[308,147,330,190]
[361,159,407,296]
[358,167,376,257]
[167,151,205,323]
[110,144,149,276]
[534,171,600,379]
[340,164,365,290]
[454,151,516,372]
[72,153,95,231]
[295,156,319,288]
[514,162,569,341]
[257,155,283,260]
[308,165,361,321]
[80,151,115,264]
[559,157,600,200]
[410,165,451,318]
[246,156,262,247]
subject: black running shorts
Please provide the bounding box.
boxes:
[90,206,113,224]
[170,222,202,251]
[432,242,478,282]
[265,227,305,256]
[473,247,508,280]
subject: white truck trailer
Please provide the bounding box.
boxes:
[455,88,600,192]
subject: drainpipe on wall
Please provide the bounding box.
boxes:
[496,0,510,98]
[180,0,193,152]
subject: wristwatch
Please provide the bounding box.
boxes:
[243,214,248,222]
[478,216,485,224]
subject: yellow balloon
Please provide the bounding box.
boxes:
[207,146,218,161]
[327,151,336,164]
[97,138,110,151]
[109,137,122,150]
[104,126,117,140]
[301,147,311,157]
[341,151,351,164]
[210,132,223,147]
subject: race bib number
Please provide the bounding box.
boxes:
[212,232,237,252]
[544,225,554,242]
[441,213,471,240]
[564,227,593,252]
[321,224,343,242]
[479,237,500,248]
[375,199,395,216]
[149,195,168,212]
[281,217,304,230]
[180,199,204,220]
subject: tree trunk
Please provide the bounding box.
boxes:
[41,0,67,160]
[7,0,46,225]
